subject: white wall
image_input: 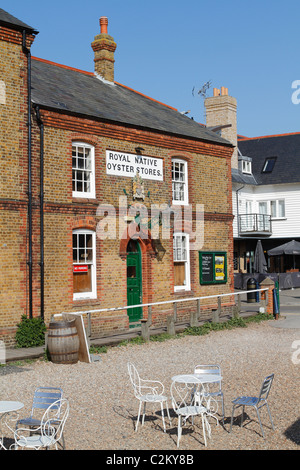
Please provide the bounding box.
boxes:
[232,183,300,239]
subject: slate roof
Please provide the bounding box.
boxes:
[236,133,300,185]
[30,58,232,147]
[1,7,232,147]
[0,8,38,33]
[231,167,257,185]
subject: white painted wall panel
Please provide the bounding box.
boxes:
[232,183,300,239]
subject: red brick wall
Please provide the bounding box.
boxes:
[0,26,235,345]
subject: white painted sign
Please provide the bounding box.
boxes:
[106,150,163,181]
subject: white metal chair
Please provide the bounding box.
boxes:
[171,376,211,448]
[16,386,65,448]
[11,398,69,450]
[194,364,224,424]
[230,373,275,437]
[127,362,171,432]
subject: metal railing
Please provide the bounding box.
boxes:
[238,213,272,235]
[55,287,269,343]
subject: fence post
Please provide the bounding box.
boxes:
[233,294,241,318]
[189,299,200,327]
[141,320,150,341]
[147,305,152,326]
[190,310,199,327]
[167,315,176,336]
[197,299,201,321]
[141,305,152,341]
[173,302,177,322]
[212,297,221,323]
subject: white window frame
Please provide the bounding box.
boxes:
[258,199,285,219]
[173,232,191,291]
[72,142,95,198]
[172,158,189,205]
[73,229,97,300]
[242,160,252,174]
[270,199,285,219]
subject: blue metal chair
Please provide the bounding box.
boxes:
[16,387,64,447]
[230,374,275,437]
[12,398,69,450]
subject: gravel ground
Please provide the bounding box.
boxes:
[1,319,300,451]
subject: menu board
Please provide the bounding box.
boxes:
[199,252,227,285]
[201,253,214,283]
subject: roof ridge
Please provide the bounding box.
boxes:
[238,131,300,141]
[32,56,94,76]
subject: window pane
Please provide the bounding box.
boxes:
[278,200,285,217]
[77,178,83,192]
[85,248,93,262]
[127,265,137,278]
[259,202,267,214]
[85,149,91,170]
[271,201,276,217]
[77,157,84,169]
[73,233,77,248]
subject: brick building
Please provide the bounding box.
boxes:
[0,9,235,345]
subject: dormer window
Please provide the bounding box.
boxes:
[242,160,252,174]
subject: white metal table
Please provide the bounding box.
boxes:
[172,374,222,384]
[172,374,222,424]
[0,401,24,450]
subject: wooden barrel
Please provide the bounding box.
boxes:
[47,319,80,364]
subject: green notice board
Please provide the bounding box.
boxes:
[199,252,227,285]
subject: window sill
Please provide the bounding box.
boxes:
[173,289,193,296]
[172,201,189,206]
[73,295,97,303]
[271,217,287,221]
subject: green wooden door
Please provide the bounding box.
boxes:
[127,240,142,324]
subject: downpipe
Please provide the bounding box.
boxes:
[22,30,33,319]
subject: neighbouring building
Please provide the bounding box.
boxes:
[0,9,235,346]
[205,87,300,289]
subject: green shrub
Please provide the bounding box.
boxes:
[15,315,46,348]
[89,345,108,354]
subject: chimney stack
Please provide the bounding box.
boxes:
[205,87,238,169]
[91,17,117,82]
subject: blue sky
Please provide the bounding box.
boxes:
[2,0,299,137]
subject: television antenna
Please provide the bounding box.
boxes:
[192,80,212,98]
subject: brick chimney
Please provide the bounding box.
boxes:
[205,87,238,169]
[91,17,117,82]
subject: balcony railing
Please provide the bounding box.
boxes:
[238,213,272,236]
